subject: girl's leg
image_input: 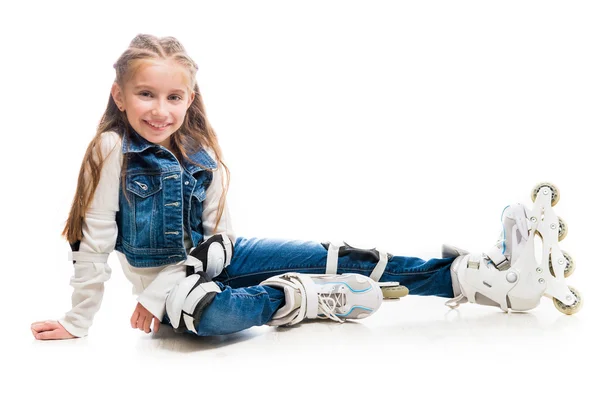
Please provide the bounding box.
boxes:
[214,237,455,298]
[164,282,285,336]
[165,273,383,336]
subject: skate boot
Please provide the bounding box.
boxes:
[444,182,583,315]
[260,272,383,326]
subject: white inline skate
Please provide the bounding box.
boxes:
[260,272,383,326]
[445,182,583,315]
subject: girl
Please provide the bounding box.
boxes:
[30,34,581,340]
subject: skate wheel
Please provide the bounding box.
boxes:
[531,182,560,207]
[549,251,575,278]
[553,286,583,315]
[381,285,409,299]
[558,217,568,242]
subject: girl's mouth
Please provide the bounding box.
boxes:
[144,120,171,131]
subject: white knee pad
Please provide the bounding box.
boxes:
[187,233,234,280]
[165,273,221,334]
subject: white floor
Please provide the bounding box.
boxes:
[13,272,598,396]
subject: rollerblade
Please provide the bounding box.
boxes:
[445,182,583,315]
[260,272,383,326]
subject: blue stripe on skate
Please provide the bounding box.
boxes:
[322,282,372,293]
[500,204,510,254]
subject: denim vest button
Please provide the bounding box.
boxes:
[184,181,190,185]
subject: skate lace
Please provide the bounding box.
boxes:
[317,287,346,323]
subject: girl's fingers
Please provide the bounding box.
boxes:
[31,321,58,332]
[130,310,140,328]
[136,314,146,331]
[143,315,152,333]
[152,317,160,333]
[35,329,62,340]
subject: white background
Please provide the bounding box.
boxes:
[1,1,599,395]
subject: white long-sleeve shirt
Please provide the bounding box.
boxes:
[58,131,236,337]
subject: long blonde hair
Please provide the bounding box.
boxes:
[62,34,230,244]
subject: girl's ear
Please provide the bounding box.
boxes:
[187,91,195,109]
[111,82,125,109]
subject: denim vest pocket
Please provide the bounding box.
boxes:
[125,174,164,248]
[127,174,162,198]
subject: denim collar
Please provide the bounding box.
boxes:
[121,127,217,173]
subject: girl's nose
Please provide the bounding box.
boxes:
[151,101,168,116]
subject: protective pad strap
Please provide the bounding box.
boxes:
[68,251,109,263]
[326,242,342,274]
[324,241,389,281]
[369,249,388,282]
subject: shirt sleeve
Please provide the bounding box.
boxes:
[58,131,122,337]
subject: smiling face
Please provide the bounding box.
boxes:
[111,59,195,150]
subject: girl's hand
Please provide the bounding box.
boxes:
[130,302,160,334]
[31,320,76,340]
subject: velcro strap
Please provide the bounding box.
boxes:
[222,234,233,267]
[186,255,204,274]
[182,281,221,334]
[326,242,341,274]
[369,249,388,282]
[68,251,109,263]
[298,274,319,319]
[486,246,508,266]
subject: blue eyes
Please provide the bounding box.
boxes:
[139,91,182,101]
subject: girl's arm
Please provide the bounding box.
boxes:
[34,132,122,339]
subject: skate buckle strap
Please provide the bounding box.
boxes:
[486,245,508,268]
[297,274,344,323]
[369,249,388,282]
[297,274,319,319]
[326,242,341,274]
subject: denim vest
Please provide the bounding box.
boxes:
[114,129,217,267]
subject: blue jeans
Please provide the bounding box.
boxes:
[171,236,455,336]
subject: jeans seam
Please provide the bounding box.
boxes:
[224,266,445,282]
[233,291,269,298]
[224,267,327,282]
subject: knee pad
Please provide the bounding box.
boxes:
[165,272,222,334]
[187,233,234,280]
[321,241,392,281]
